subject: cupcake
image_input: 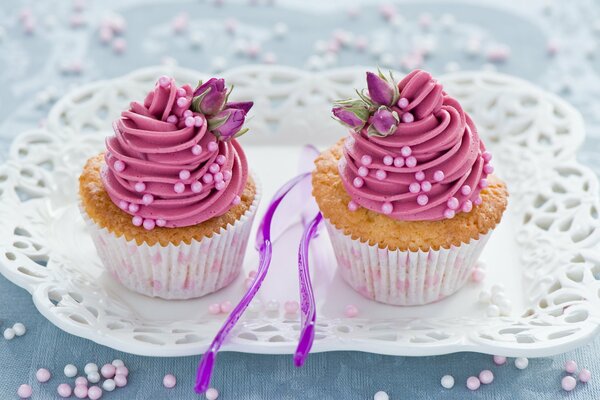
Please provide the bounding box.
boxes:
[79,75,259,299]
[313,69,508,305]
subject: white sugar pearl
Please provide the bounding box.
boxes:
[205,387,219,400]
[441,375,455,389]
[64,364,78,378]
[111,359,124,368]
[84,363,98,374]
[3,328,15,340]
[266,300,280,312]
[12,323,26,336]
[478,290,491,304]
[515,357,529,370]
[87,371,101,383]
[374,391,389,400]
[102,379,116,392]
[486,304,500,317]
[491,284,505,295]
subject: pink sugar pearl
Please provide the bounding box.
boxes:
[209,163,220,174]
[215,181,226,191]
[361,155,372,166]
[248,270,258,278]
[163,374,177,389]
[17,384,32,399]
[202,174,214,184]
[207,141,218,152]
[114,374,127,387]
[417,194,429,206]
[174,182,185,193]
[119,200,129,210]
[484,164,494,174]
[397,97,409,109]
[75,377,87,386]
[223,170,232,181]
[381,202,393,215]
[565,360,577,373]
[358,166,368,177]
[344,304,359,317]
[405,156,417,168]
[353,177,364,188]
[220,301,233,313]
[284,300,300,314]
[232,195,241,205]
[474,196,483,205]
[479,370,494,384]
[462,200,473,213]
[383,155,393,165]
[401,112,414,123]
[482,151,492,162]
[466,376,480,391]
[348,201,358,211]
[393,157,404,167]
[101,364,116,379]
[115,366,129,377]
[132,216,143,226]
[579,368,591,383]
[415,171,425,181]
[128,203,140,213]
[74,384,88,398]
[88,386,102,400]
[208,303,221,315]
[205,387,219,400]
[400,146,412,157]
[156,219,166,227]
[471,267,485,283]
[375,169,387,180]
[421,181,432,192]
[57,383,72,398]
[134,182,146,192]
[183,110,193,118]
[179,170,191,180]
[158,76,170,87]
[461,185,472,195]
[409,182,421,193]
[142,194,154,205]
[36,368,51,383]
[177,97,188,108]
[433,170,444,182]
[185,116,195,127]
[191,144,202,155]
[447,197,459,210]
[443,209,455,219]
[493,355,507,365]
[113,160,125,172]
[194,116,203,127]
[562,376,577,391]
[191,181,203,193]
[479,179,488,188]
[143,219,156,230]
[216,154,226,165]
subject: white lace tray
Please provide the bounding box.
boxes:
[1,66,599,357]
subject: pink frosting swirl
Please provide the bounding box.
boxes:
[339,70,493,221]
[101,77,248,229]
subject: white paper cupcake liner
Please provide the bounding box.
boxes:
[324,219,492,306]
[81,181,260,300]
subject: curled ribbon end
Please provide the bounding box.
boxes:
[195,351,216,394]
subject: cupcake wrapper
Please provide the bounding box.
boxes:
[324,219,492,306]
[81,186,260,300]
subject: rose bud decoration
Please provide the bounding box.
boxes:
[226,101,254,113]
[365,70,399,106]
[192,78,228,115]
[208,107,251,141]
[367,106,399,137]
[332,99,370,131]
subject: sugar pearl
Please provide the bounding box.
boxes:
[191,181,203,193]
[202,174,214,184]
[358,166,368,177]
[209,163,220,173]
[579,368,591,383]
[383,155,393,165]
[142,194,154,205]
[143,219,156,230]
[462,200,473,213]
[471,267,485,282]
[562,376,577,391]
[64,364,78,378]
[156,219,166,227]
[115,366,129,377]
[87,371,100,383]
[474,196,483,205]
[353,177,364,188]
[284,300,300,314]
[484,164,494,174]
[163,374,177,389]
[74,384,88,398]
[375,169,387,180]
[397,97,409,109]
[461,185,472,195]
[102,379,116,392]
[417,194,429,205]
[36,368,51,383]
[213,172,223,182]
[208,141,218,152]
[114,374,127,387]
[444,209,455,219]
[247,299,262,313]
[433,170,444,181]
[405,156,417,168]
[482,151,492,162]
[400,146,412,157]
[421,181,432,192]
[373,391,389,400]
[167,115,178,124]
[177,97,188,108]
[17,384,32,399]
[361,155,372,166]
[348,201,359,211]
[409,182,421,193]
[179,170,191,180]
[493,355,507,365]
[194,116,204,127]
[185,116,195,127]
[441,375,454,389]
[401,112,414,123]
[215,181,226,190]
[128,203,139,213]
[88,386,102,400]
[132,216,143,226]
[414,171,424,181]
[75,377,87,386]
[119,200,129,210]
[158,76,170,87]
[232,196,241,205]
[114,160,125,172]
[479,370,494,384]
[208,303,221,315]
[565,360,578,373]
[381,202,393,214]
[447,197,459,210]
[101,364,116,379]
[223,170,232,180]
[393,157,404,167]
[479,179,489,188]
[206,387,219,400]
[191,144,202,155]
[183,110,193,118]
[3,328,15,340]
[220,301,233,313]
[515,357,529,369]
[266,300,280,312]
[57,384,72,398]
[466,376,480,391]
[174,182,185,193]
[344,304,359,317]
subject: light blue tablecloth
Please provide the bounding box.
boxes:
[1,0,600,398]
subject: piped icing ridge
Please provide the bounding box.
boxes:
[332,69,494,221]
[101,76,253,230]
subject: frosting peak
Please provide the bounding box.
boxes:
[332,69,493,221]
[102,76,253,230]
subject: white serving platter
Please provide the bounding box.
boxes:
[1,65,599,357]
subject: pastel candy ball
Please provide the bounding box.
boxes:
[397,97,409,108]
[405,156,417,167]
[393,157,404,167]
[163,374,177,388]
[466,376,480,391]
[57,383,72,398]
[565,360,577,374]
[479,370,494,384]
[373,391,389,400]
[208,303,221,314]
[4,328,15,340]
[344,304,359,318]
[493,355,507,365]
[440,375,454,389]
[361,155,372,166]
[36,368,51,383]
[579,368,591,383]
[101,364,116,379]
[13,323,26,336]
[562,376,577,391]
[111,359,124,368]
[284,300,300,314]
[433,170,444,181]
[17,384,32,399]
[205,388,219,400]
[515,357,529,370]
[115,366,129,377]
[64,364,78,378]
[88,386,103,400]
[87,371,101,383]
[381,202,393,214]
[102,379,116,392]
[409,182,421,193]
[75,377,87,386]
[383,155,393,165]
[400,146,412,157]
[114,374,127,387]
[208,141,218,152]
[74,385,88,399]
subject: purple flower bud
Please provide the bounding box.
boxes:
[208,108,248,141]
[366,71,394,106]
[368,107,398,136]
[225,101,254,113]
[192,78,227,115]
[332,107,365,129]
